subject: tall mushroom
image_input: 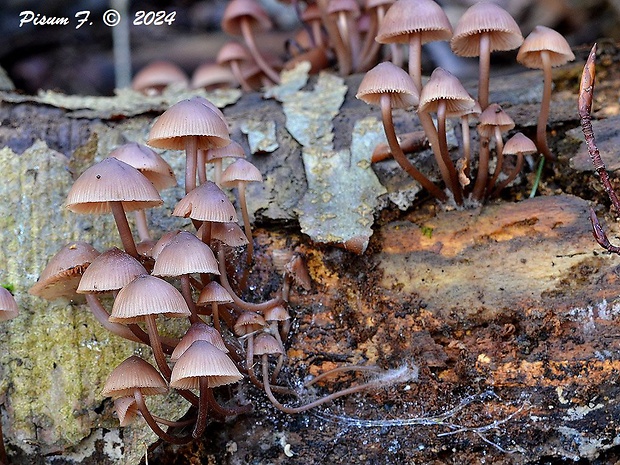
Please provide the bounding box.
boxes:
[517,25,575,160]
[450,2,523,109]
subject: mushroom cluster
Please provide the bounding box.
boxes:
[29,95,403,447]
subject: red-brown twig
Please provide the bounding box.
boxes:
[579,43,620,254]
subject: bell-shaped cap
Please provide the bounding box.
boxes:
[0,288,19,322]
[356,61,419,109]
[222,0,272,36]
[110,143,176,191]
[517,25,575,69]
[171,322,229,361]
[217,42,253,66]
[211,222,249,247]
[192,63,238,90]
[66,157,163,215]
[29,242,100,301]
[503,132,537,155]
[109,275,191,323]
[376,0,452,45]
[170,340,243,389]
[113,396,139,426]
[77,247,146,294]
[451,2,523,57]
[418,67,475,115]
[197,281,234,306]
[173,181,238,223]
[221,159,263,186]
[101,356,168,399]
[233,311,266,336]
[206,141,246,162]
[153,231,220,277]
[132,61,188,95]
[477,103,515,137]
[253,332,284,356]
[147,99,230,151]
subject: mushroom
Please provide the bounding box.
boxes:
[326,0,361,75]
[65,158,162,259]
[358,0,396,71]
[450,2,523,109]
[490,132,537,197]
[191,63,238,91]
[222,0,281,84]
[171,322,229,363]
[197,281,234,333]
[356,61,447,202]
[217,41,255,92]
[517,25,575,160]
[147,99,230,195]
[131,61,188,95]
[0,287,18,322]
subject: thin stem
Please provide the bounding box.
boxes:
[487,126,505,192]
[214,159,223,187]
[109,201,138,259]
[185,137,198,195]
[230,60,253,92]
[192,377,210,438]
[461,116,472,182]
[181,275,201,324]
[133,389,193,445]
[237,184,254,265]
[379,95,447,201]
[304,365,381,387]
[537,51,554,160]
[145,315,171,380]
[472,135,491,200]
[490,152,524,198]
[197,150,207,185]
[240,19,280,84]
[134,210,151,242]
[478,33,491,109]
[85,294,142,343]
[436,101,463,204]
[212,302,221,332]
[206,385,252,416]
[371,130,427,163]
[408,33,422,92]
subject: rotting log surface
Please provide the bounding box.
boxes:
[3,43,620,464]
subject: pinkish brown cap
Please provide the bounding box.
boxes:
[263,304,291,322]
[110,143,176,191]
[450,2,523,57]
[222,0,272,36]
[327,0,360,17]
[170,340,243,389]
[502,132,537,155]
[131,61,188,95]
[477,103,515,137]
[376,0,452,45]
[206,141,246,162]
[233,311,266,336]
[253,332,284,356]
[101,356,168,399]
[517,25,575,69]
[29,242,100,301]
[197,281,234,306]
[221,159,263,186]
[113,396,139,426]
[210,222,249,247]
[152,231,219,277]
[77,247,146,294]
[356,61,419,109]
[171,322,229,361]
[66,158,163,215]
[173,181,238,223]
[192,63,238,90]
[0,288,19,322]
[150,230,181,260]
[147,99,230,151]
[217,42,253,66]
[301,3,322,22]
[109,275,191,323]
[418,67,475,115]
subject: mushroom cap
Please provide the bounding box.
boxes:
[210,222,249,247]
[206,141,246,162]
[77,247,147,294]
[147,99,230,151]
[173,181,238,223]
[222,0,272,36]
[356,61,419,109]
[450,2,523,57]
[113,396,139,426]
[301,3,322,22]
[109,274,191,323]
[0,288,19,322]
[327,0,360,17]
[253,332,284,356]
[66,158,163,214]
[221,158,263,186]
[101,356,168,399]
[29,241,100,301]
[171,322,228,361]
[197,281,234,305]
[152,231,220,277]
[502,132,537,155]
[131,61,189,94]
[233,311,266,336]
[376,0,452,45]
[192,63,238,90]
[517,25,575,69]
[263,304,291,322]
[109,143,177,191]
[418,67,475,115]
[477,103,515,137]
[217,42,253,65]
[150,230,182,260]
[170,340,243,390]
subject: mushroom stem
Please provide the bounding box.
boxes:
[185,136,198,194]
[85,294,142,343]
[537,50,554,160]
[490,151,524,197]
[240,19,280,84]
[379,94,447,201]
[237,183,254,264]
[144,315,172,380]
[303,364,382,387]
[461,116,472,181]
[487,126,506,191]
[214,159,224,187]
[478,32,491,109]
[371,131,427,163]
[197,149,207,185]
[230,60,254,92]
[212,302,222,332]
[133,389,193,444]
[181,275,201,324]
[206,384,252,416]
[472,134,491,200]
[217,245,285,311]
[109,201,139,259]
[436,101,463,204]
[408,33,423,92]
[134,210,151,242]
[192,377,210,438]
